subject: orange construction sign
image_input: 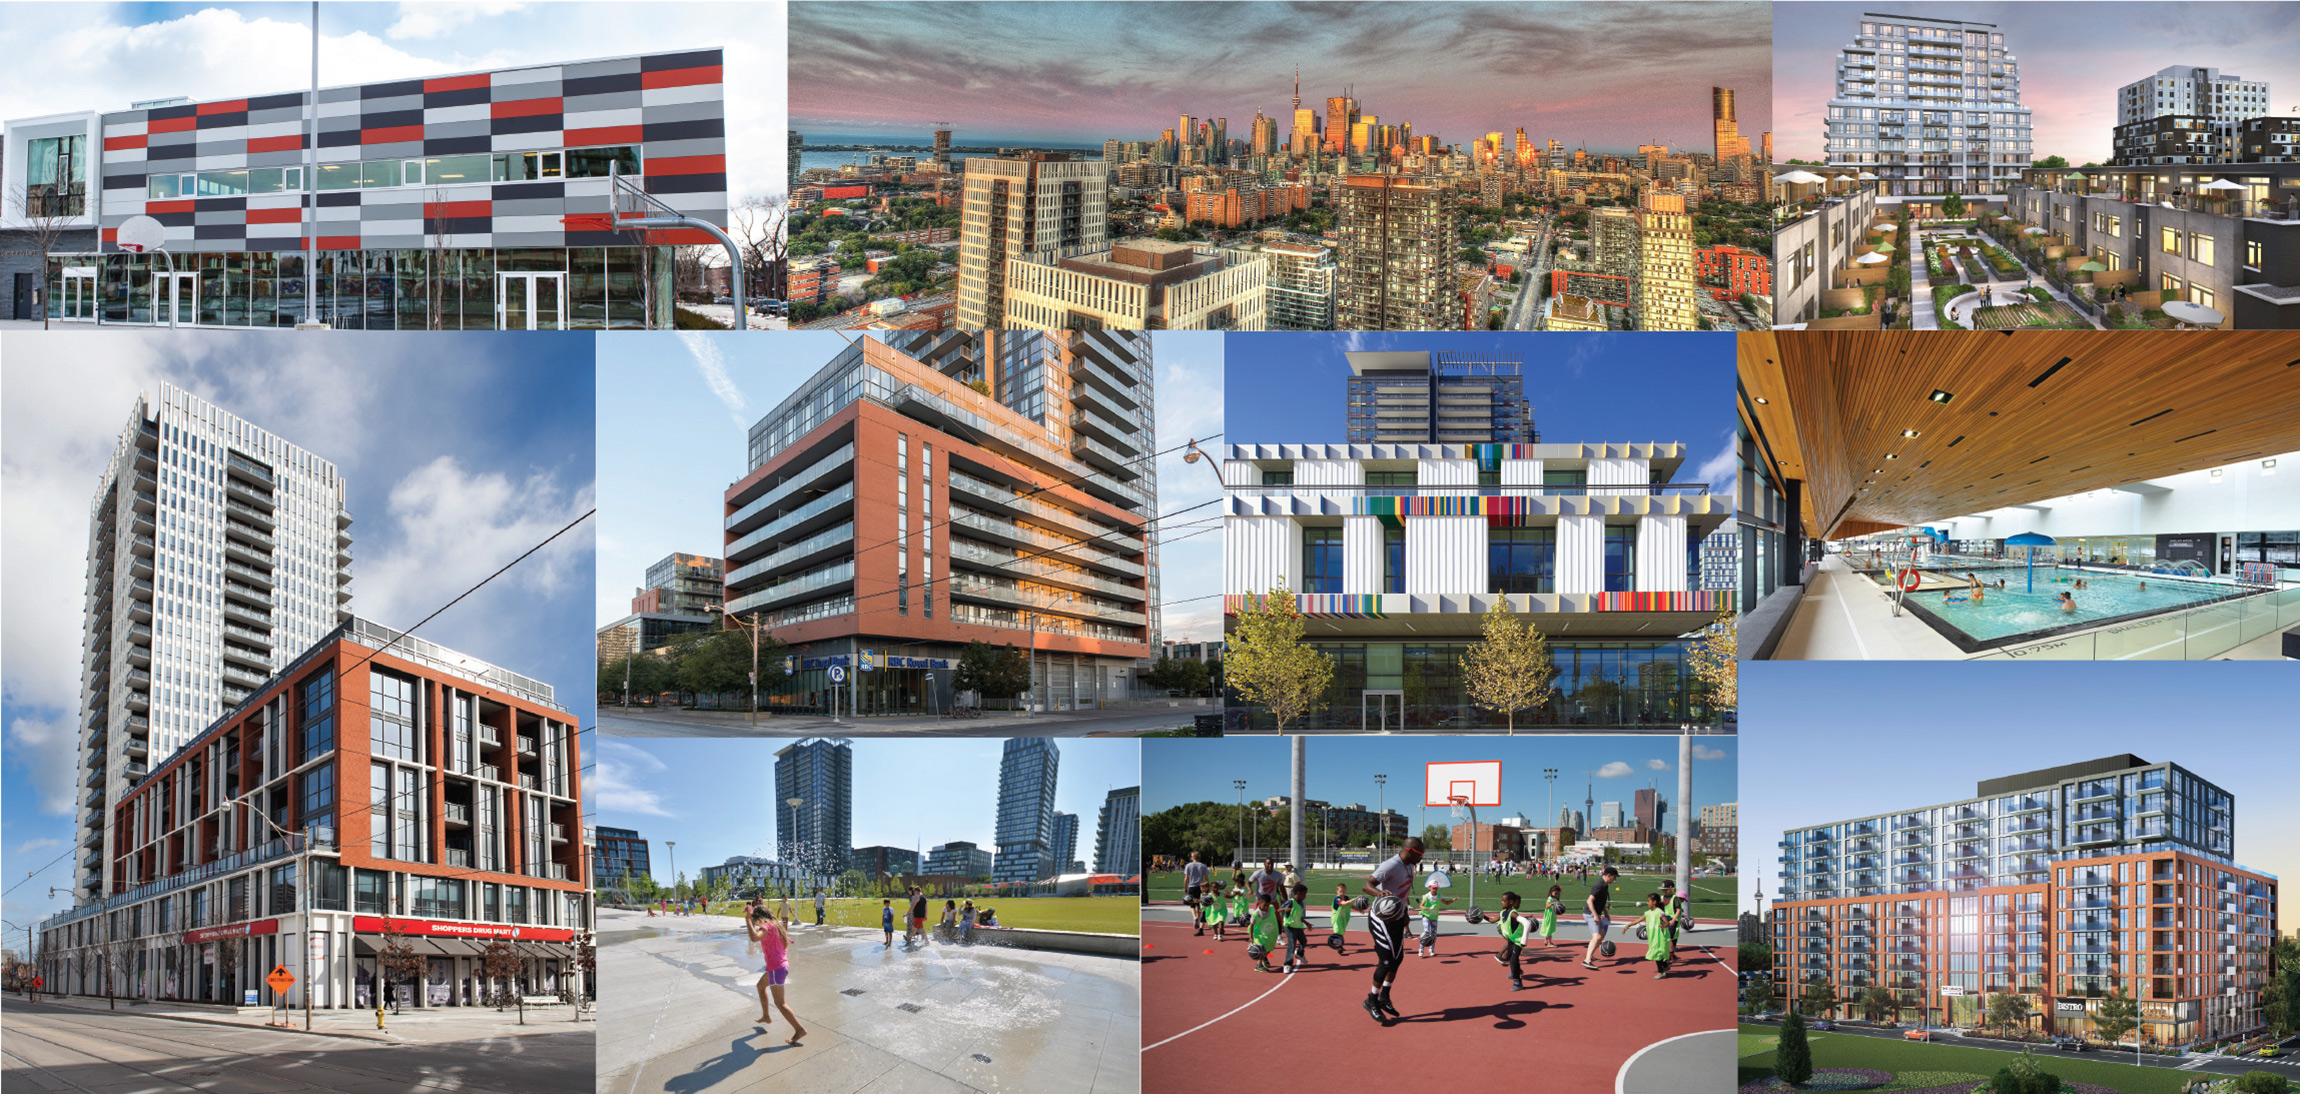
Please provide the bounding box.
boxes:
[265,964,296,994]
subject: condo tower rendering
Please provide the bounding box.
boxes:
[75,385,352,903]
[0,49,727,329]
[723,331,1158,715]
[1824,13,2032,199]
[1223,349,1732,731]
[1769,755,2279,1048]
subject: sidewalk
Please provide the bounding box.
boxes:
[15,988,589,1044]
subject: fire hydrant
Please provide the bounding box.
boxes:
[376,1001,387,1030]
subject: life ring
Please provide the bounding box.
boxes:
[1899,568,1922,592]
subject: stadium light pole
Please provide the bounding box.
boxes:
[1542,767,1559,861]
[1289,737,1305,885]
[1373,774,1388,859]
[1676,724,1693,910]
[1232,780,1247,866]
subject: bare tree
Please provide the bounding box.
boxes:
[377,916,423,1015]
[672,244,716,301]
[479,938,525,1025]
[7,181,83,330]
[571,931,595,1021]
[731,195,790,301]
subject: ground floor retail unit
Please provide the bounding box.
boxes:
[760,639,1146,716]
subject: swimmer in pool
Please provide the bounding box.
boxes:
[2059,591,2078,612]
[2137,581,2147,591]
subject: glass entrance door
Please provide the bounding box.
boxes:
[157,271,197,326]
[60,267,98,321]
[496,273,564,330]
[1361,689,1403,733]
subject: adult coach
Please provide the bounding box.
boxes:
[1582,865,1617,970]
[1360,836,1425,1025]
[1184,852,1211,935]
[1252,858,1284,908]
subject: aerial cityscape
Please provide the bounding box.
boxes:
[1772,3,2300,330]
[786,1,1776,332]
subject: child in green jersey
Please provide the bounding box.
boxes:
[1417,877,1457,958]
[1280,883,1310,972]
[1328,883,1353,953]
[1539,884,1565,945]
[1209,885,1232,939]
[1496,891,1529,991]
[1641,892,1675,978]
[1249,894,1281,973]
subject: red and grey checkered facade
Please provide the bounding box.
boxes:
[94,49,726,253]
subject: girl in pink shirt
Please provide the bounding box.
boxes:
[747,907,807,1044]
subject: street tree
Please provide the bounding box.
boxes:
[479,938,526,1024]
[1803,976,1839,1019]
[1861,984,1894,1024]
[378,917,425,1014]
[1743,973,1776,1014]
[1776,1010,1815,1085]
[1688,606,1737,714]
[1986,990,2031,1035]
[2093,986,2140,1048]
[6,180,82,330]
[1419,824,1452,851]
[1461,598,1557,733]
[2263,931,2300,1036]
[1943,192,1968,219]
[953,640,1031,710]
[1225,584,1335,734]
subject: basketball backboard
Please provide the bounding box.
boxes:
[1424,761,1501,808]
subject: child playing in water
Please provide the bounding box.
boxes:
[747,906,807,1045]
[881,899,894,947]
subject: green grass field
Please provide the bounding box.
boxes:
[694,896,1140,936]
[1148,868,1736,921]
[1736,1024,2194,1094]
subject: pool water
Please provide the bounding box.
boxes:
[1867,568,2242,642]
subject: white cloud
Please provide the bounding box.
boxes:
[1645,757,1669,771]
[1692,427,1736,489]
[355,455,594,631]
[388,2,531,40]
[13,837,62,856]
[2,714,77,816]
[1594,761,1633,778]
[680,331,749,431]
[592,740,673,817]
[1693,744,1729,761]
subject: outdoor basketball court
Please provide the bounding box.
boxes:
[1141,760,1736,1091]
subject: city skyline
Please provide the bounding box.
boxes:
[591,737,1139,883]
[1774,1,2300,165]
[0,337,599,927]
[791,2,1771,153]
[1737,661,2300,933]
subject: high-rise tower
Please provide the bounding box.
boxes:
[1636,191,1699,331]
[1334,175,1454,330]
[955,152,1109,329]
[74,384,352,900]
[774,738,853,880]
[1826,14,2032,197]
[992,738,1060,883]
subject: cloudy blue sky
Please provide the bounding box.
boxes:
[1223,331,1738,493]
[792,1,1771,154]
[592,737,1140,883]
[1774,2,2300,165]
[0,333,597,928]
[1738,661,2299,932]
[594,330,1228,650]
[0,1,785,197]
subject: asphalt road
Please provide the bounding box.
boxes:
[598,706,1202,738]
[1745,1018,2300,1079]
[0,996,594,1094]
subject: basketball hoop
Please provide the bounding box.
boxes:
[1449,795,1471,823]
[606,162,748,330]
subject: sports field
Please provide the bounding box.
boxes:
[1148,868,1736,921]
[688,896,1141,936]
[1736,1024,2193,1093]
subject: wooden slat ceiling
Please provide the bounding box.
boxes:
[1739,331,2300,539]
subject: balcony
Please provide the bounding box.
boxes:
[722,522,855,589]
[520,774,537,791]
[221,662,267,688]
[946,537,1147,601]
[1070,403,1142,453]
[225,498,275,528]
[223,621,273,649]
[725,443,856,539]
[549,823,568,843]
[221,599,270,627]
[480,764,501,782]
[948,470,1131,546]
[949,508,1145,577]
[225,453,273,485]
[947,573,1147,626]
[724,482,857,567]
[517,737,537,756]
[446,849,472,868]
[126,642,151,667]
[445,802,470,826]
[479,726,502,748]
[724,560,855,616]
[223,558,273,589]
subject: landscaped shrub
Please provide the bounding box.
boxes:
[1776,1012,1814,1086]
[2026,287,2053,303]
[2235,1071,2289,1094]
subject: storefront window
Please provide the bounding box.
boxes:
[354,869,389,914]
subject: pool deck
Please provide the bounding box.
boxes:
[1770,556,2290,660]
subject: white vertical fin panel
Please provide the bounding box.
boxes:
[1556,514,1605,594]
[1637,513,1689,592]
[1296,458,1362,507]
[1418,458,1477,497]
[1343,516,1384,594]
[1405,516,1485,595]
[1224,517,1300,595]
[1588,457,1650,491]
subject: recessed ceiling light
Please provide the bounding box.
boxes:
[1928,390,1954,403]
[2211,468,2224,478]
[1886,454,1898,460]
[1901,430,1921,438]
[2264,459,2278,469]
[1755,397,1770,404]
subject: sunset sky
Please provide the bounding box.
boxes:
[1774,1,2300,165]
[792,1,1771,154]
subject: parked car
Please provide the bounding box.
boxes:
[1811,1020,1837,1031]
[1904,1029,1937,1042]
[712,296,734,305]
[2052,1036,2091,1052]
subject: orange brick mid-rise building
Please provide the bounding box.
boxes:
[1697,244,1772,300]
[724,331,1158,716]
[1770,756,2277,1047]
[38,618,585,1010]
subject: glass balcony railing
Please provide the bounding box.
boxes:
[726,443,855,537]
[725,561,855,617]
[723,522,855,588]
[724,482,856,566]
[950,508,1145,577]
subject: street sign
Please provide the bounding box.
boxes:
[828,666,846,683]
[1939,985,1967,996]
[266,964,297,994]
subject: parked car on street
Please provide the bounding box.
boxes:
[1811,1020,1837,1031]
[1904,1029,1937,1042]
[2052,1036,2091,1052]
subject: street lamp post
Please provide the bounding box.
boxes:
[232,794,312,1031]
[665,841,677,902]
[1542,767,1559,856]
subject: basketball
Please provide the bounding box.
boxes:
[1247,944,1267,960]
[1464,908,1487,925]
[1350,897,1370,912]
[1600,940,1617,958]
[1634,924,1648,940]
[1372,896,1406,920]
[1327,932,1343,951]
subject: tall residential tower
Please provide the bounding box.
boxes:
[1343,350,1534,444]
[991,738,1060,883]
[1825,13,2032,198]
[773,738,853,881]
[75,385,352,901]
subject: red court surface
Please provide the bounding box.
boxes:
[1142,916,1736,1091]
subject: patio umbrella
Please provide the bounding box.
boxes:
[2024,226,2047,235]
[1775,170,1826,185]
[1858,172,1879,181]
[2197,179,2246,191]
[2006,532,2056,593]
[1857,251,1889,265]
[1874,242,1895,253]
[1876,223,1897,232]
[2076,260,2107,273]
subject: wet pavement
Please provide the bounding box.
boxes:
[597,908,1138,1094]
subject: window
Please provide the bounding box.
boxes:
[1603,525,1638,592]
[2193,284,2214,311]
[369,672,418,761]
[1261,468,1293,485]
[353,868,389,914]
[270,862,299,916]
[2160,226,2180,254]
[1542,468,1586,490]
[298,763,334,832]
[1301,528,1344,594]
[2246,239,2263,268]
[1384,527,1406,594]
[25,135,87,217]
[565,145,641,179]
[2161,273,2183,296]
[298,667,335,762]
[1364,471,1416,486]
[1489,527,1556,594]
[2191,233,2215,266]
[410,876,465,919]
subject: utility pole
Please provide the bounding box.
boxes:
[300,1,320,329]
